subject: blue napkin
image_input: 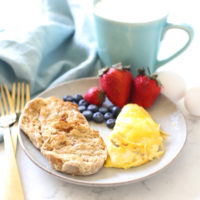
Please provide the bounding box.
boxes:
[0,0,101,96]
[0,0,102,141]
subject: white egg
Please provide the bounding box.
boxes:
[156,71,186,101]
[184,87,200,116]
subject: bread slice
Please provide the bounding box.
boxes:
[19,96,107,176]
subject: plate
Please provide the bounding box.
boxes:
[18,77,187,187]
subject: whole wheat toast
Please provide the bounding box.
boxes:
[19,96,107,176]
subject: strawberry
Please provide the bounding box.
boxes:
[99,63,133,108]
[84,86,105,105]
[131,67,161,108]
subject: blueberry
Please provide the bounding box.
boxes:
[104,112,113,120]
[82,110,93,121]
[78,99,88,107]
[111,106,121,118]
[73,94,83,103]
[78,105,86,113]
[106,118,115,129]
[108,105,114,112]
[92,112,104,123]
[63,95,74,102]
[98,107,108,114]
[87,104,99,113]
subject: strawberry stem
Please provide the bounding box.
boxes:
[112,63,130,71]
[147,67,151,75]
[137,66,162,87]
[137,67,146,75]
[98,67,109,76]
[98,63,131,77]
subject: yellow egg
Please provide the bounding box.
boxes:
[104,104,166,169]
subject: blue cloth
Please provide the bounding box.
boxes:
[0,0,101,97]
[0,0,101,141]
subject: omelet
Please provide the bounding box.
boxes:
[104,104,167,169]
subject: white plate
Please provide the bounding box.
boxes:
[18,77,187,187]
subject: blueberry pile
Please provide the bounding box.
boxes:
[63,94,121,129]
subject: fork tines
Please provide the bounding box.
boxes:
[0,83,30,116]
[12,82,30,113]
[0,84,14,116]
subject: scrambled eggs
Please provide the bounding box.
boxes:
[104,104,167,169]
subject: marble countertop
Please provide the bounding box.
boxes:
[0,2,200,200]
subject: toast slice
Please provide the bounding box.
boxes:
[19,96,107,176]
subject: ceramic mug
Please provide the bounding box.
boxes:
[93,0,194,75]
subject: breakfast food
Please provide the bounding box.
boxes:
[98,63,162,110]
[131,67,161,108]
[84,86,105,105]
[63,93,121,128]
[19,96,107,176]
[157,71,186,101]
[184,87,200,116]
[99,63,133,108]
[104,104,166,169]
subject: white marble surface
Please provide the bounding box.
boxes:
[1,1,200,199]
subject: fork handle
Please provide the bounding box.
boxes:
[11,123,18,154]
[2,127,25,200]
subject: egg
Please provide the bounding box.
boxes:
[184,87,200,116]
[157,71,186,101]
[104,104,166,169]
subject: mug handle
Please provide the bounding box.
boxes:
[156,23,194,67]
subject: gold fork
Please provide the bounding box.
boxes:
[0,84,25,200]
[11,82,30,153]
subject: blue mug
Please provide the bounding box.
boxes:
[93,0,194,75]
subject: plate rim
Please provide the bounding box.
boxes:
[18,76,188,187]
